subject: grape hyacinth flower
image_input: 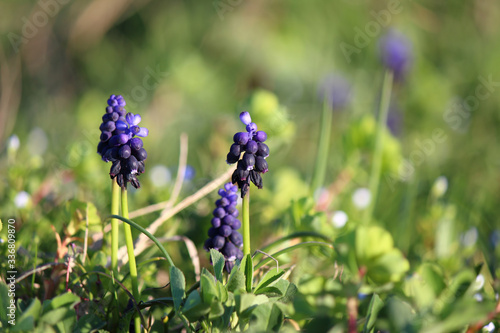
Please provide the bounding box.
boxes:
[97,94,149,189]
[204,182,244,272]
[226,111,269,198]
[379,29,412,80]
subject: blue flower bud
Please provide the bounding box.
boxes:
[254,131,267,142]
[239,111,252,125]
[233,132,249,145]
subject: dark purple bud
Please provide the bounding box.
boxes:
[125,155,139,173]
[211,218,221,228]
[240,111,252,125]
[116,174,125,187]
[204,239,213,251]
[250,170,263,188]
[218,189,227,197]
[100,121,116,132]
[97,141,107,155]
[130,175,141,189]
[227,194,238,203]
[134,148,147,161]
[254,131,267,142]
[137,161,145,174]
[226,204,237,215]
[229,231,243,247]
[233,132,249,145]
[110,160,121,177]
[226,152,240,164]
[225,261,235,273]
[246,140,258,154]
[208,227,217,238]
[100,131,112,142]
[118,145,132,159]
[220,197,229,207]
[232,219,241,229]
[229,143,241,156]
[115,120,128,131]
[240,181,250,198]
[106,106,114,113]
[246,122,257,133]
[213,207,226,218]
[256,143,269,158]
[242,153,255,170]
[129,138,143,151]
[219,225,232,237]
[108,96,118,106]
[109,134,129,146]
[212,236,225,250]
[255,156,268,173]
[222,215,234,226]
[222,241,238,258]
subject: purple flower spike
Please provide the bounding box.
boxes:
[379,30,412,80]
[226,111,270,198]
[239,111,252,125]
[204,182,243,272]
[97,94,148,189]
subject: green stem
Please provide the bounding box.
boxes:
[363,70,394,225]
[111,179,120,275]
[121,187,142,333]
[242,191,251,256]
[311,99,333,193]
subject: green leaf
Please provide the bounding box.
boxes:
[170,266,185,312]
[254,269,285,294]
[254,242,334,270]
[236,294,268,318]
[210,249,225,282]
[367,248,410,284]
[254,286,283,297]
[356,225,394,263]
[216,280,228,303]
[0,282,11,326]
[208,301,225,320]
[17,298,41,326]
[227,265,245,293]
[249,302,284,332]
[363,294,384,333]
[201,273,218,304]
[73,314,107,333]
[182,291,210,321]
[241,254,253,293]
[42,292,80,313]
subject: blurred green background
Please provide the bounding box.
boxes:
[1,0,500,307]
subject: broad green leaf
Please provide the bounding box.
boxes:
[249,302,284,332]
[208,301,225,320]
[10,315,34,332]
[254,286,283,297]
[210,249,225,282]
[254,269,285,294]
[42,292,80,313]
[367,248,410,283]
[17,298,41,326]
[227,265,245,293]
[40,308,75,325]
[201,274,218,304]
[356,225,394,263]
[363,294,384,333]
[236,294,269,317]
[170,266,185,312]
[182,291,211,321]
[216,280,228,303]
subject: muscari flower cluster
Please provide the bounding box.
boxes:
[379,29,412,80]
[97,95,149,189]
[227,112,269,198]
[204,183,244,272]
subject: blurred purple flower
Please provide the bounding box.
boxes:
[379,30,412,79]
[317,74,352,110]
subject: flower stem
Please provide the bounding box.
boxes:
[122,187,142,333]
[242,191,251,256]
[311,99,333,194]
[363,70,394,225]
[111,179,120,275]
